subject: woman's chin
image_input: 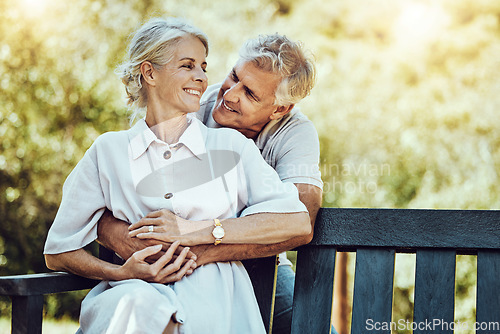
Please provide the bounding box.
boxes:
[185,104,202,114]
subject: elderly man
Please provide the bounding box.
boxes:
[98,33,323,334]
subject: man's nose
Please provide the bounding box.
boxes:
[224,82,240,103]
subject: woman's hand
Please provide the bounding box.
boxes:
[128,209,209,246]
[119,241,197,284]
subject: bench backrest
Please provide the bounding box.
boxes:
[290,208,500,334]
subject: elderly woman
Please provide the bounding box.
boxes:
[44,18,310,334]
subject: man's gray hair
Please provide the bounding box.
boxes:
[239,34,316,106]
[116,17,209,123]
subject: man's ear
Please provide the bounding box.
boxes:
[140,61,156,86]
[270,104,294,120]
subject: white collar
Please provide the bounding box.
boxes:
[128,115,208,160]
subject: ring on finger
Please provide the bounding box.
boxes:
[148,225,154,233]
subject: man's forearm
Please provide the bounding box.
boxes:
[192,183,321,266]
[97,210,157,260]
[97,209,196,263]
[191,234,311,266]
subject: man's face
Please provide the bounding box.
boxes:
[212,60,283,139]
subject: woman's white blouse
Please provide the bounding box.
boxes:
[44,116,307,254]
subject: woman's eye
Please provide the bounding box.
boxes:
[182,64,193,69]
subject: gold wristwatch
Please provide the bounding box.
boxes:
[212,218,225,245]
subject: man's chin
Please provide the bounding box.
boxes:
[213,108,234,127]
[212,108,225,123]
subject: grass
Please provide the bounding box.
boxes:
[0,317,79,334]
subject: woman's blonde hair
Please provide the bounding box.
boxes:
[239,34,316,106]
[116,17,209,122]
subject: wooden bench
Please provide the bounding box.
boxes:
[1,208,500,334]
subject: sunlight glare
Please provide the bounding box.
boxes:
[393,2,450,50]
[20,0,49,18]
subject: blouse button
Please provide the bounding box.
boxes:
[164,193,173,199]
[163,150,172,159]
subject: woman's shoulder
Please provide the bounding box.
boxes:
[85,128,131,159]
[206,126,251,150]
[208,126,244,137]
[93,128,130,146]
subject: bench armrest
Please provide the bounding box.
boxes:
[0,272,99,296]
[0,272,99,334]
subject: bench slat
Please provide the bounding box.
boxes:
[313,208,500,250]
[476,250,500,334]
[351,248,395,334]
[291,247,336,334]
[413,250,455,334]
[11,295,43,334]
[242,257,277,333]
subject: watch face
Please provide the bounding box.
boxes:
[212,226,225,239]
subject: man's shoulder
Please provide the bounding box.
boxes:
[285,106,316,129]
[259,106,318,146]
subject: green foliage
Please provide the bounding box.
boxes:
[1,0,499,323]
[0,0,128,277]
[305,0,500,210]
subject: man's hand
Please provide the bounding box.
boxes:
[119,241,196,283]
[97,209,197,263]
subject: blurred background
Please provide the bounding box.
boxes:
[0,0,499,332]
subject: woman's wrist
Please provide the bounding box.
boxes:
[104,262,130,281]
[179,219,214,246]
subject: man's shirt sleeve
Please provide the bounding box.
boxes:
[274,121,323,189]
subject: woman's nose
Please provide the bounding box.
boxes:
[194,67,207,83]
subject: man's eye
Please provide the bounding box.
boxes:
[246,91,257,101]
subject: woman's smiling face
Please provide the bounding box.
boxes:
[151,34,208,117]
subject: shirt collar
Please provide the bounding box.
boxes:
[128,119,157,160]
[128,115,208,160]
[176,115,207,159]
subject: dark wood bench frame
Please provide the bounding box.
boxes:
[1,208,500,334]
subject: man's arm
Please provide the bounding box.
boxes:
[97,210,178,261]
[191,183,322,266]
[97,183,321,265]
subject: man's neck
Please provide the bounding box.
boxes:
[239,128,260,141]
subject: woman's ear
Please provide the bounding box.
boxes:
[140,61,156,86]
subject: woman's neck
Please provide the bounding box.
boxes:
[145,111,189,144]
